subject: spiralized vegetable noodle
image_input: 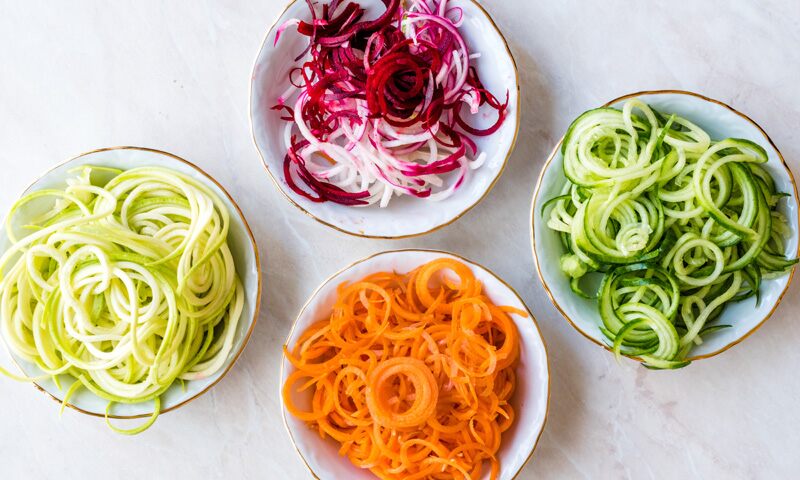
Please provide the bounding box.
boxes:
[545,99,797,368]
[0,166,245,434]
[273,0,508,207]
[283,258,523,479]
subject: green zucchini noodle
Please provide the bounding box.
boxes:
[546,99,797,368]
[0,166,245,432]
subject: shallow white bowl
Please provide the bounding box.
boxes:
[531,90,800,362]
[0,146,261,419]
[250,0,520,239]
[280,249,549,479]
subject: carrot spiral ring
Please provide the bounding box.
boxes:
[366,357,439,430]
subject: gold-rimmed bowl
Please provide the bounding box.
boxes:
[531,90,800,362]
[249,0,520,239]
[280,249,550,479]
[0,146,262,420]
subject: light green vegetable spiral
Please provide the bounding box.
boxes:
[0,166,244,433]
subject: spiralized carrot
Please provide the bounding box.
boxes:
[283,258,523,479]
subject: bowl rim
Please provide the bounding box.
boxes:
[2,146,263,420]
[279,248,551,479]
[248,0,522,240]
[529,89,800,363]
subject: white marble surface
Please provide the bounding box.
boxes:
[1,1,799,478]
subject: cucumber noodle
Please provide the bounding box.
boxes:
[545,99,797,369]
[0,166,244,433]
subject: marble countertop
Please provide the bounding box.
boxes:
[1,1,799,478]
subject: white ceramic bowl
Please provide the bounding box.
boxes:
[280,249,549,479]
[0,146,261,419]
[250,0,520,239]
[531,90,800,361]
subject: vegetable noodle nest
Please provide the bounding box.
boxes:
[273,0,509,207]
[0,166,244,434]
[283,258,524,480]
[545,99,797,368]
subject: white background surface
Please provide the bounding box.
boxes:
[1,1,799,479]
